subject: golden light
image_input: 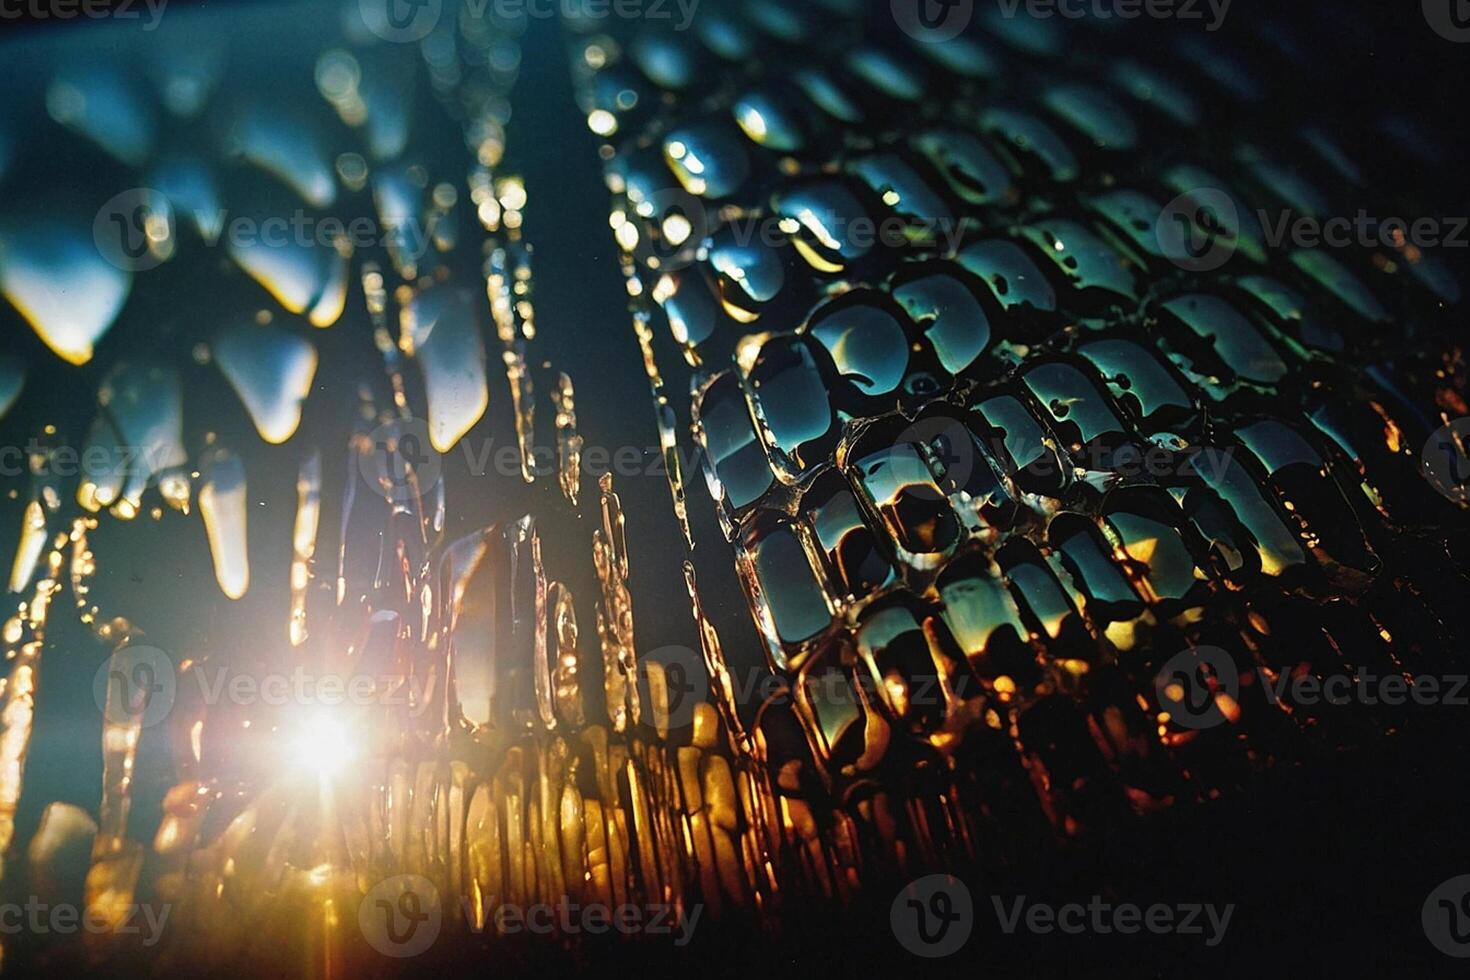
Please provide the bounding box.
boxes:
[285,710,358,784]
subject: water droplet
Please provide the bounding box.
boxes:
[0,211,131,365]
[401,285,489,453]
[198,449,250,600]
[213,324,319,445]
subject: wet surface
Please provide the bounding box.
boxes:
[1,0,1470,975]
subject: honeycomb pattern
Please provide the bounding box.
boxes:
[0,3,1465,969]
[573,0,1470,849]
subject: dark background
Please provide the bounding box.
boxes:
[1,0,1468,975]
